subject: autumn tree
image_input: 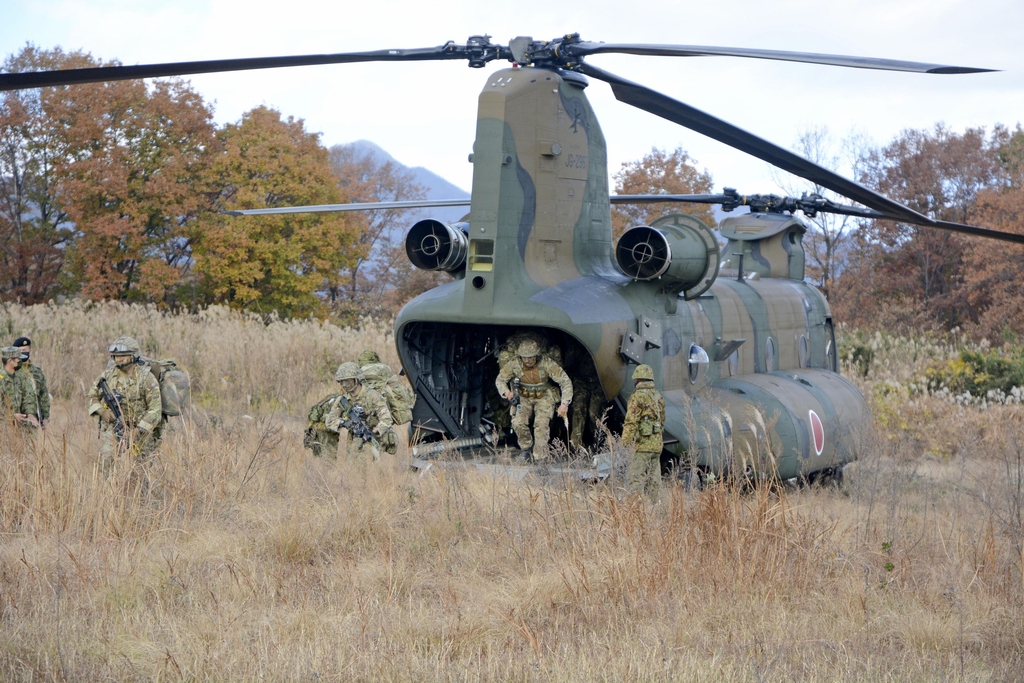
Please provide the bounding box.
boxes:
[192,106,360,318]
[0,46,93,302]
[61,78,216,302]
[327,143,427,319]
[961,126,1024,340]
[841,124,1007,330]
[611,147,715,238]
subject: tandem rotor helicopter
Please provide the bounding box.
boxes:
[3,34,1019,483]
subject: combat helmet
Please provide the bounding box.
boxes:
[518,340,540,358]
[2,346,22,361]
[108,336,141,359]
[334,361,364,382]
[633,364,655,381]
[357,349,380,367]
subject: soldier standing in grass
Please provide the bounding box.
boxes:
[1,346,39,431]
[622,364,666,496]
[86,337,163,472]
[495,339,572,461]
[325,362,395,460]
[13,337,49,429]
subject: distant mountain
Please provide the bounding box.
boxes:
[332,140,469,224]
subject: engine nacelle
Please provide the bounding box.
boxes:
[615,214,720,300]
[405,220,469,272]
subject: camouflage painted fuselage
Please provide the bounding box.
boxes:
[396,66,869,481]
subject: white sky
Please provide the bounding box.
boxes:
[3,0,1022,198]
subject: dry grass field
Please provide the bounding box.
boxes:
[1,303,1022,681]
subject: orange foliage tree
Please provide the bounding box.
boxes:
[60,78,216,303]
[0,47,97,302]
[836,125,1008,331]
[611,147,715,238]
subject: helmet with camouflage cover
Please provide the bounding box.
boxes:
[357,350,380,367]
[633,364,654,381]
[2,346,22,361]
[108,336,141,359]
[334,361,364,382]
[518,340,540,358]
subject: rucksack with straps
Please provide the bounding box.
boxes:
[141,358,190,418]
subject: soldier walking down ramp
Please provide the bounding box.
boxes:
[325,362,396,459]
[86,337,164,473]
[495,339,572,461]
[13,337,49,429]
[622,364,666,497]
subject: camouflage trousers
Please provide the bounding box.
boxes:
[627,450,662,497]
[511,392,558,459]
[570,383,605,446]
[99,422,163,475]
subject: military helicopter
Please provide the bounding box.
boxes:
[4,34,1019,483]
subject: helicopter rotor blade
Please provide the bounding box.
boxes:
[223,198,472,216]
[580,63,935,226]
[570,42,995,74]
[613,193,1024,245]
[0,43,499,91]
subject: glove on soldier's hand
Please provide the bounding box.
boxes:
[99,408,115,424]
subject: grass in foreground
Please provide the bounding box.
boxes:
[0,303,1021,680]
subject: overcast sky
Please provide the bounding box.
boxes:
[3,0,1022,199]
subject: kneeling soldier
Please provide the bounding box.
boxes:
[623,364,666,496]
[495,339,572,461]
[325,362,396,459]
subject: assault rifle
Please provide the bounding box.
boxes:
[509,378,521,416]
[335,395,378,446]
[96,377,125,440]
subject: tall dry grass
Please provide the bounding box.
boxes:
[0,303,1021,680]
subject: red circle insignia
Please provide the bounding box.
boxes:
[809,410,824,456]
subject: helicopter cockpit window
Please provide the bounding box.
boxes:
[688,344,710,384]
[765,337,776,372]
[469,239,494,271]
[798,335,808,368]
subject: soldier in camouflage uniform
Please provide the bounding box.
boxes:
[1,347,39,432]
[325,362,395,459]
[622,364,666,496]
[565,344,606,449]
[13,337,49,428]
[358,349,416,440]
[87,337,164,472]
[495,339,573,461]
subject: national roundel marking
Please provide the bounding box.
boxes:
[809,410,824,456]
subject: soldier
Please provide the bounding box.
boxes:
[495,339,573,461]
[325,362,395,459]
[622,364,666,496]
[358,349,416,441]
[565,344,607,449]
[86,337,164,472]
[13,337,49,428]
[1,346,38,430]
